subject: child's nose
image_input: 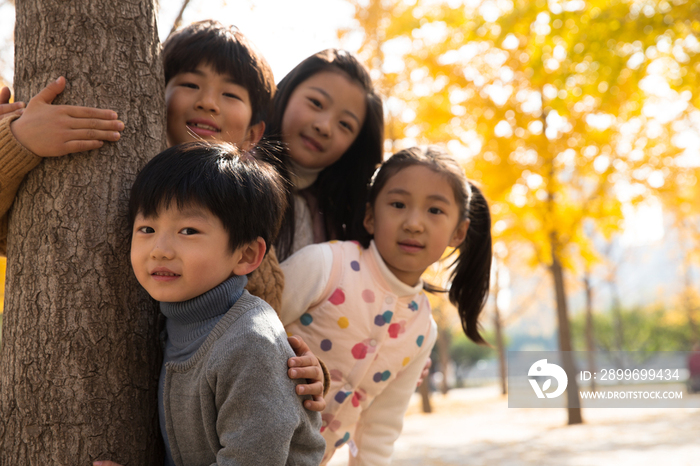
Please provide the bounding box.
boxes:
[151,236,175,259]
[313,115,331,137]
[403,210,424,232]
[195,91,219,114]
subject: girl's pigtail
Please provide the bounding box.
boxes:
[448,182,492,345]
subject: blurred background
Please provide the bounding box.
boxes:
[1,0,699,464]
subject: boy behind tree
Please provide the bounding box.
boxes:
[123,141,325,465]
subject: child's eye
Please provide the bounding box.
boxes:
[308,97,322,109]
[137,226,155,234]
[429,207,444,215]
[180,82,198,89]
[390,201,406,209]
[339,120,355,132]
[180,227,199,235]
[223,92,242,101]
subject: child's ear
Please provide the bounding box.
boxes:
[363,203,375,235]
[241,121,266,151]
[448,218,470,248]
[232,237,267,276]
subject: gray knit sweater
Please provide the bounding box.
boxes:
[159,278,325,465]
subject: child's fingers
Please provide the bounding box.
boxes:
[62,140,106,155]
[65,105,120,121]
[0,101,25,117]
[51,130,120,157]
[288,365,323,381]
[68,128,122,142]
[287,335,311,357]
[296,380,324,397]
[1,108,24,120]
[0,86,10,104]
[287,354,319,369]
[34,76,67,105]
[303,395,327,412]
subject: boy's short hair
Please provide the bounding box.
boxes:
[128,142,288,253]
[162,20,275,125]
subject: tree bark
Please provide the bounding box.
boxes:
[436,326,451,394]
[682,242,700,345]
[419,375,432,414]
[492,262,507,395]
[0,1,166,464]
[583,273,596,392]
[549,240,583,425]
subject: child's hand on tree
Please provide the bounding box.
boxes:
[0,86,25,119]
[287,335,327,412]
[10,77,125,157]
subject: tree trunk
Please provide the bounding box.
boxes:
[419,375,432,413]
[492,262,507,395]
[0,1,166,464]
[549,238,583,425]
[436,326,451,394]
[682,248,700,345]
[603,243,625,353]
[583,273,596,392]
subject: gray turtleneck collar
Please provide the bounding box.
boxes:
[159,274,247,466]
[160,274,248,361]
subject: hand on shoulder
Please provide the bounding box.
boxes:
[10,77,125,157]
[287,335,328,412]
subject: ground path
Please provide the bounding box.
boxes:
[328,385,700,465]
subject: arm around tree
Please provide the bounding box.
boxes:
[0,114,42,255]
[0,78,125,256]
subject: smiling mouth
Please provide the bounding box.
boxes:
[151,271,181,282]
[301,135,323,151]
[398,241,424,252]
[188,122,220,132]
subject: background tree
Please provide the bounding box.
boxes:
[655,167,700,344]
[0,0,165,463]
[342,0,700,425]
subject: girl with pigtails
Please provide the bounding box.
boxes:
[277,146,493,465]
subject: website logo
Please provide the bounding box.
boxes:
[528,359,568,399]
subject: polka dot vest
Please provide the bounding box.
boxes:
[284,241,432,462]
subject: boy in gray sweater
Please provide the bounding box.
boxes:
[122,141,324,465]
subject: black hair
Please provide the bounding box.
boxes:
[128,141,288,253]
[162,20,275,126]
[361,146,492,344]
[262,48,384,260]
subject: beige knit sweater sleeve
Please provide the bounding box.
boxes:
[0,115,42,256]
[244,245,285,312]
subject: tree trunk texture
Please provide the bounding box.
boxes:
[492,263,507,395]
[0,1,166,464]
[549,239,583,425]
[436,327,451,394]
[419,376,432,414]
[682,251,700,345]
[583,273,596,392]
